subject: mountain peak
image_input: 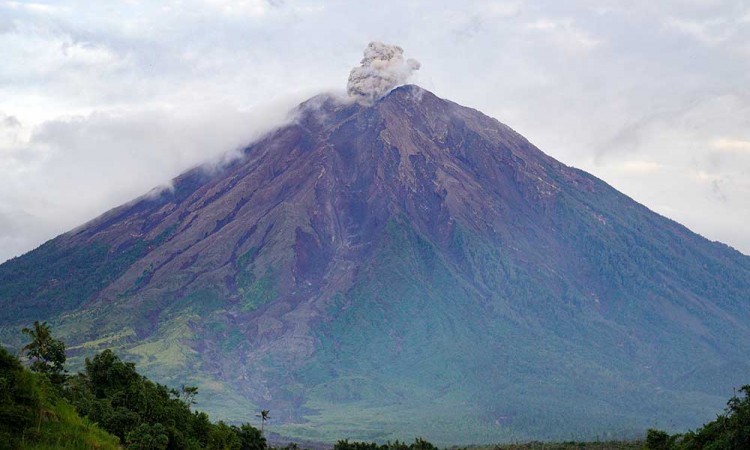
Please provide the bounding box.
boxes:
[294,84,436,124]
[381,83,431,102]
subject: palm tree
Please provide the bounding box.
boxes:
[256,409,270,433]
[21,321,52,358]
[21,321,66,382]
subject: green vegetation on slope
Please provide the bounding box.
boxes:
[66,347,271,449]
[0,345,120,450]
[289,220,716,444]
[4,323,269,450]
[0,224,177,324]
[6,319,750,450]
[643,385,750,449]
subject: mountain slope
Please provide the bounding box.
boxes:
[1,85,749,444]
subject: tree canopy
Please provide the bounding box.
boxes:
[646,385,750,450]
[21,320,66,384]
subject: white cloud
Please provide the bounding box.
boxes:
[0,96,302,262]
[203,0,270,16]
[711,138,750,153]
[615,161,664,175]
[0,24,122,81]
[664,16,731,44]
[0,0,749,260]
[525,18,601,52]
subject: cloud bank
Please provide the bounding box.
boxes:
[0,0,749,261]
[0,97,302,264]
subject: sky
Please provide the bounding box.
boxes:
[0,0,749,263]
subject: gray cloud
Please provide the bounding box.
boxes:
[0,97,302,263]
[0,0,749,260]
[347,42,420,104]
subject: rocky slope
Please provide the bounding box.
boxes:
[1,85,749,444]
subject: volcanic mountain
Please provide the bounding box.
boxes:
[1,85,749,444]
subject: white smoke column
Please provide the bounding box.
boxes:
[347,42,421,105]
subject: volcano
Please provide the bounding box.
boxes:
[1,85,749,444]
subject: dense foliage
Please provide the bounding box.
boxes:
[21,321,67,385]
[0,346,120,450]
[0,241,143,322]
[334,438,438,450]
[0,345,39,448]
[65,348,268,450]
[646,385,750,449]
[4,324,269,450]
[0,224,177,325]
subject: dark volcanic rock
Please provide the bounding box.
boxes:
[1,85,749,444]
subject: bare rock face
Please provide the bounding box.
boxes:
[2,85,750,444]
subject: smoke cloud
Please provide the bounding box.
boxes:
[347,42,421,104]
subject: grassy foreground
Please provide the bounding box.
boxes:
[0,346,120,450]
[14,399,121,450]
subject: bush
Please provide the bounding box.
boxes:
[126,422,169,450]
[0,346,39,449]
[645,429,671,450]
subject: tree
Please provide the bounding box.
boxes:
[650,385,750,450]
[411,438,438,450]
[180,384,199,410]
[646,429,671,450]
[233,423,266,450]
[683,385,750,449]
[257,409,270,434]
[0,346,39,447]
[20,321,66,385]
[333,438,438,450]
[125,423,169,450]
[207,421,240,450]
[725,386,750,449]
[83,349,140,398]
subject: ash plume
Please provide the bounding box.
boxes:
[346,42,421,104]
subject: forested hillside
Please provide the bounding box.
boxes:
[2,321,267,450]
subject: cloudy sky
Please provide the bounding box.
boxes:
[1,0,749,263]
